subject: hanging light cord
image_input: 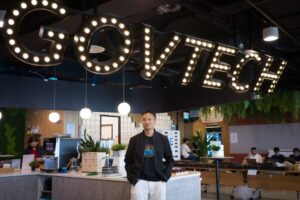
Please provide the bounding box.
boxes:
[85,70,88,107]
[53,67,57,110]
[122,68,125,102]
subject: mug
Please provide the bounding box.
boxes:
[109,158,113,167]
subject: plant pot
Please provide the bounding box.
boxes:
[211,145,224,158]
[31,166,36,171]
[112,150,126,176]
[211,150,224,158]
[82,152,106,172]
[113,150,125,157]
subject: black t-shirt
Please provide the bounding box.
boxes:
[289,154,300,162]
[139,135,160,181]
[270,154,285,163]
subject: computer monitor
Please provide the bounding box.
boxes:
[54,138,81,169]
[183,110,199,123]
[43,138,56,155]
[246,158,257,164]
[183,111,190,122]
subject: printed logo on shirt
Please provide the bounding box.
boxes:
[144,144,155,157]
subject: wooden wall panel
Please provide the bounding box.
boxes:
[25,109,65,144]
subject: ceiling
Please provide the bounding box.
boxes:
[0,0,300,93]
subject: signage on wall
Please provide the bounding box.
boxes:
[2,0,287,94]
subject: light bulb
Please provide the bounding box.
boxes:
[0,111,2,120]
[49,112,60,123]
[118,102,131,116]
[80,107,92,119]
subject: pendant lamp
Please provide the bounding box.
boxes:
[263,26,279,42]
[49,67,60,123]
[80,70,92,119]
[118,68,131,115]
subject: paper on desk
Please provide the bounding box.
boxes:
[247,169,257,176]
[12,159,21,169]
[22,154,35,170]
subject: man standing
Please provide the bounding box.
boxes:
[125,111,174,200]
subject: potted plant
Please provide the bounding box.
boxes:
[80,130,109,172]
[111,144,127,157]
[191,131,209,158]
[211,144,224,157]
[28,160,39,171]
[111,143,127,176]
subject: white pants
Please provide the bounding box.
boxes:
[131,179,166,200]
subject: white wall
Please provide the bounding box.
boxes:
[229,123,300,153]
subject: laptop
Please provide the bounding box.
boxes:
[246,158,257,164]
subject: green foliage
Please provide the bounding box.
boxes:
[4,123,17,155]
[87,172,98,176]
[81,130,109,153]
[0,108,25,157]
[111,143,127,151]
[28,160,39,168]
[210,144,221,151]
[201,91,300,123]
[191,131,208,157]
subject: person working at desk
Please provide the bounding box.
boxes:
[24,136,45,161]
[270,147,285,163]
[125,111,174,200]
[243,147,263,164]
[181,138,198,161]
[289,147,300,162]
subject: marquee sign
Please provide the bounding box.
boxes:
[2,0,287,94]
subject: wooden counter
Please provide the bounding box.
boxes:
[0,170,201,200]
[247,171,300,191]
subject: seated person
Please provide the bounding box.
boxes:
[243,147,263,164]
[181,138,198,161]
[24,136,45,161]
[289,147,300,163]
[270,147,285,163]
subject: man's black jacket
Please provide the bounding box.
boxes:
[124,130,174,184]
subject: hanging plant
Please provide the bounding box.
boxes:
[201,90,300,123]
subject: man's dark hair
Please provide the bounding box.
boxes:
[293,147,300,152]
[273,147,280,152]
[183,138,188,143]
[141,111,156,118]
[251,147,257,151]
